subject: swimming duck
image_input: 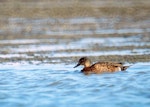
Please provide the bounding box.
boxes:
[74,57,129,74]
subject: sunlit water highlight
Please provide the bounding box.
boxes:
[0,62,150,107]
[1,35,150,59]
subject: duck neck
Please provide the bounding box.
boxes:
[84,61,91,68]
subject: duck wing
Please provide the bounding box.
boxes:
[90,62,124,73]
[95,62,123,67]
[94,62,129,71]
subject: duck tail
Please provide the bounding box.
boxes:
[121,66,129,71]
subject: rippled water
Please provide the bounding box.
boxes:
[0,62,150,107]
[1,17,150,60]
[0,16,150,107]
[1,35,150,59]
[1,17,150,36]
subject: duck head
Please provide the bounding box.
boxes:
[74,57,91,68]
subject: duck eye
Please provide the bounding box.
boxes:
[82,58,85,61]
[80,59,84,62]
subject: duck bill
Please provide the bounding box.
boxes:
[74,63,80,68]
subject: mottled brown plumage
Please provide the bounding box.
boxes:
[74,57,129,74]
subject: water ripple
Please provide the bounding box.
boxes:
[0,63,149,107]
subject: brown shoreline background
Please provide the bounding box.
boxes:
[0,0,150,64]
[0,0,149,18]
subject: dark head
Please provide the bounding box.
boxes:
[74,57,91,68]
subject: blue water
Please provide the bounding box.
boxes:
[0,62,150,107]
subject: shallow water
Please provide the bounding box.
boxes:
[0,62,150,107]
[0,16,150,107]
[1,17,150,60]
[1,17,150,36]
[0,35,150,59]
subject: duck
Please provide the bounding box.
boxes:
[74,57,129,74]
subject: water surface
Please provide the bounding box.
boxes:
[0,62,150,107]
[0,16,150,107]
